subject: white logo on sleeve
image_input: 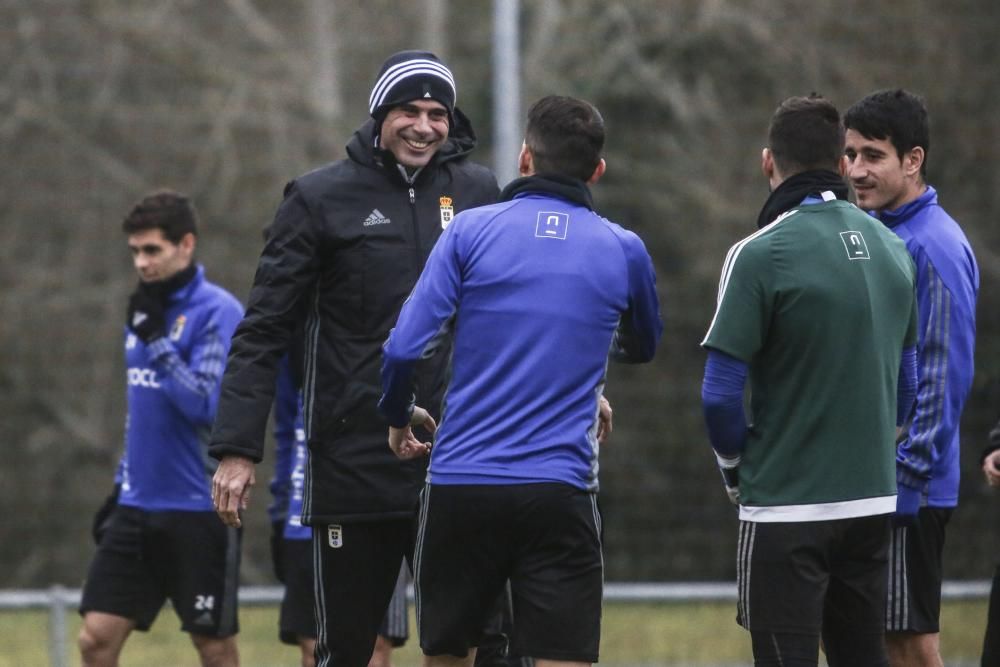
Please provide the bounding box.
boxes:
[839,231,870,260]
[535,211,569,240]
[328,524,344,548]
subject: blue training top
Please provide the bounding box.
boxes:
[268,355,311,540]
[875,186,979,506]
[380,175,662,492]
[117,266,244,511]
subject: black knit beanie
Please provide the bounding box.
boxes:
[368,50,456,122]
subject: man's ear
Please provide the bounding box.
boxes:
[761,148,774,180]
[837,154,848,177]
[518,142,533,177]
[179,232,196,257]
[904,146,925,179]
[586,159,607,185]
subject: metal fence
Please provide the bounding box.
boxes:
[2,581,991,667]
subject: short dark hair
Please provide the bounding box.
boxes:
[768,94,845,175]
[524,95,605,182]
[122,190,198,243]
[844,89,929,177]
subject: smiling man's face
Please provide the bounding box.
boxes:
[379,99,450,169]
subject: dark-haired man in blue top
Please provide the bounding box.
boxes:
[380,95,661,667]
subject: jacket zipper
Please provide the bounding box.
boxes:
[408,186,422,262]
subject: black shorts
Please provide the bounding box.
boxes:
[415,483,603,662]
[736,514,890,641]
[886,506,952,633]
[280,537,410,646]
[79,505,240,637]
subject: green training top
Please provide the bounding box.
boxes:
[703,194,917,522]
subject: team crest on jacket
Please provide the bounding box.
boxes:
[328,524,343,548]
[169,315,187,341]
[439,196,454,229]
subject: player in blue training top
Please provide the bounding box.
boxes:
[78,191,244,667]
[380,95,662,666]
[269,353,412,667]
[845,89,979,667]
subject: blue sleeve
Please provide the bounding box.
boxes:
[897,255,973,490]
[896,346,917,427]
[267,355,297,524]
[146,302,243,426]
[610,232,663,363]
[379,221,464,427]
[701,349,748,457]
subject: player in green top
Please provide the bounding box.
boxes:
[700,95,918,667]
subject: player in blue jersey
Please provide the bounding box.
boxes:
[269,354,411,667]
[78,191,244,667]
[380,95,662,666]
[845,90,979,667]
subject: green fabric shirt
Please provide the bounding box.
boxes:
[703,196,917,521]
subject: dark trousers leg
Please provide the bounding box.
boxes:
[474,583,533,667]
[312,520,413,667]
[983,564,1000,666]
[750,631,819,667]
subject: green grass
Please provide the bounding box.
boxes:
[0,599,988,666]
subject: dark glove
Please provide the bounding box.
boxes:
[715,452,741,506]
[127,286,166,343]
[91,484,120,545]
[270,520,286,583]
[894,484,922,528]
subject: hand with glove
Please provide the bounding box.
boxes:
[894,484,922,528]
[715,451,741,506]
[127,284,167,343]
[91,484,121,545]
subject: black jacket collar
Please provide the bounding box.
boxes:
[499,173,594,210]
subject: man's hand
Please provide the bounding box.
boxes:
[715,451,741,506]
[212,455,256,527]
[127,287,166,343]
[388,406,436,460]
[597,395,613,444]
[984,450,1000,487]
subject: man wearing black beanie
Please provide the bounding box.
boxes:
[207,50,500,667]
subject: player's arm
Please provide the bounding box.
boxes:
[379,221,464,454]
[896,253,966,492]
[610,232,662,363]
[210,184,322,463]
[701,349,748,505]
[211,184,322,527]
[144,303,242,426]
[700,238,768,506]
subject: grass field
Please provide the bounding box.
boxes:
[0,599,988,666]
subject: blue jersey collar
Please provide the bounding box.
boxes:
[874,186,937,227]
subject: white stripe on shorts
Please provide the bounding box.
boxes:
[737,520,757,629]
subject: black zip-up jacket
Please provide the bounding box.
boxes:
[209,109,499,524]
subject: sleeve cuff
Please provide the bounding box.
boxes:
[896,466,928,493]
